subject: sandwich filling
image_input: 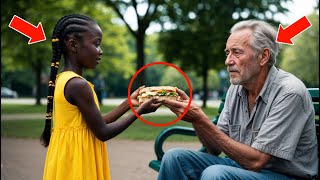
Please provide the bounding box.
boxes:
[138,89,179,100]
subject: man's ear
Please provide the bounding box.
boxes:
[68,39,78,53]
[259,48,270,66]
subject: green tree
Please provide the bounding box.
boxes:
[2,0,61,104]
[144,34,165,87]
[158,0,290,107]
[101,0,167,87]
[1,0,134,103]
[280,12,319,87]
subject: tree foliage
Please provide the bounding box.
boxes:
[1,0,134,103]
[101,0,167,87]
[280,11,319,87]
[157,0,291,107]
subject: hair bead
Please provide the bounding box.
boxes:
[52,38,59,42]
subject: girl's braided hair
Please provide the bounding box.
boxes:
[40,14,96,147]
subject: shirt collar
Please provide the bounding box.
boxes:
[258,65,278,103]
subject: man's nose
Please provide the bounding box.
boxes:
[225,53,235,66]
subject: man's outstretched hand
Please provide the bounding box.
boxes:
[163,89,206,123]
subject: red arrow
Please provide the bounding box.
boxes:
[8,15,46,44]
[276,16,312,45]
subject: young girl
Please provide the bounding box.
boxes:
[40,14,161,180]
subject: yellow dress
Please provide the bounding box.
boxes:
[43,71,111,180]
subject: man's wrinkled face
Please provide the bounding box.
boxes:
[225,29,261,85]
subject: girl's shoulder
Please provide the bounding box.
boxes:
[57,71,84,80]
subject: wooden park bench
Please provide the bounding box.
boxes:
[149,88,319,176]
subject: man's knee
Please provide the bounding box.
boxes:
[201,165,233,180]
[162,148,189,162]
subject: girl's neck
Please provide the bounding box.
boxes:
[61,59,83,75]
[60,67,83,76]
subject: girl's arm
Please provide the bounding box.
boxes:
[101,99,130,123]
[65,78,160,141]
[101,87,143,123]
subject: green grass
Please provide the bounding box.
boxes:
[1,117,200,141]
[1,104,47,114]
[1,104,218,116]
[1,104,219,141]
[116,116,199,141]
[1,104,118,114]
[1,119,45,139]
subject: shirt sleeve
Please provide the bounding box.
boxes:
[216,88,231,135]
[251,93,309,161]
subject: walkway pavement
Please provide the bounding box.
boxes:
[2,137,201,180]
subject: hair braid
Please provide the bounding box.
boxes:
[40,14,95,147]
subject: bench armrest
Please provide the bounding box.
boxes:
[153,126,203,161]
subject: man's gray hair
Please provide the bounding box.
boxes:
[230,20,279,66]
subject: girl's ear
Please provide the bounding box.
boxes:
[68,39,78,53]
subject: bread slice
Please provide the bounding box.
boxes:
[139,86,177,94]
[138,95,180,104]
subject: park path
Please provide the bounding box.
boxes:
[1,137,202,180]
[1,98,212,179]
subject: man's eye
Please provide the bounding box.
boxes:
[234,51,242,57]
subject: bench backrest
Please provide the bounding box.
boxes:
[309,88,320,176]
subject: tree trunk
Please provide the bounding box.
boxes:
[136,31,145,88]
[202,57,208,108]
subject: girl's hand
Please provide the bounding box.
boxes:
[137,97,162,114]
[130,86,145,107]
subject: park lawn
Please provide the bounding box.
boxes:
[1,119,45,139]
[1,115,218,141]
[1,117,197,141]
[1,104,218,141]
[1,104,117,114]
[1,104,218,117]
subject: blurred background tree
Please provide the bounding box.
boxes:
[157,0,292,107]
[1,0,318,107]
[279,11,319,87]
[1,0,134,104]
[101,0,167,88]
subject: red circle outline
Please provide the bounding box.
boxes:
[127,61,193,127]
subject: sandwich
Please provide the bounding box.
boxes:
[137,86,180,104]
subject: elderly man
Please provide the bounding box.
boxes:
[158,20,318,180]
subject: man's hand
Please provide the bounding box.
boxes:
[163,89,207,123]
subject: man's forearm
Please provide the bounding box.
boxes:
[193,118,271,171]
[192,116,222,155]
